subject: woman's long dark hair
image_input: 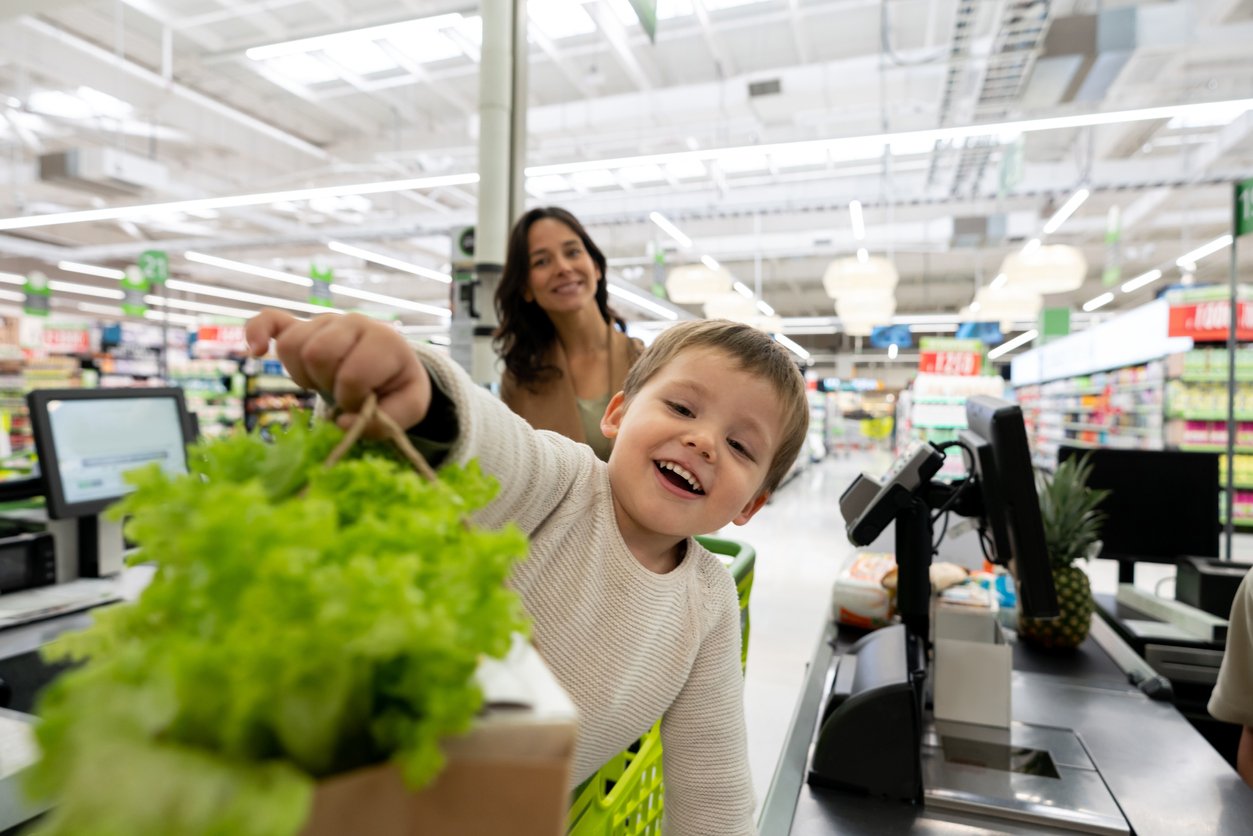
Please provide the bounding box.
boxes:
[494,206,624,389]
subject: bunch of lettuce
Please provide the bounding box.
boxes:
[26,417,530,836]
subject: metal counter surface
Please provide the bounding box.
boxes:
[759,620,1253,836]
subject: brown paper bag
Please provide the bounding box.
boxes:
[300,718,576,836]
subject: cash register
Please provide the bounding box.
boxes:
[0,387,192,628]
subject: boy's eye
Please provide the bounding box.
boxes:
[666,401,693,417]
[728,439,755,461]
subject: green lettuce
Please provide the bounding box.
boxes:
[26,416,529,835]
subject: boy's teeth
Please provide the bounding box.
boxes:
[660,461,703,493]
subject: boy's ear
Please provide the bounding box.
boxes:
[732,492,770,526]
[600,391,627,438]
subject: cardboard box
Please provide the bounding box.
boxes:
[301,638,577,836]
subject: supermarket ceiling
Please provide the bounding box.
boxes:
[0,0,1250,360]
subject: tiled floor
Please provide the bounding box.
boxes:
[716,450,1251,814]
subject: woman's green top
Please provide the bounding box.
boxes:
[576,393,613,462]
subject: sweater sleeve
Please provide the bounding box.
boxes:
[658,564,756,836]
[1209,570,1253,727]
[413,345,591,536]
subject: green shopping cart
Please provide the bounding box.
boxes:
[565,536,756,835]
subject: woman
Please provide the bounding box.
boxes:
[495,206,642,461]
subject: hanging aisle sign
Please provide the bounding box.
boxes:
[24,271,50,317]
[121,266,149,317]
[310,264,333,307]
[1238,179,1253,238]
[138,249,169,286]
[919,337,983,376]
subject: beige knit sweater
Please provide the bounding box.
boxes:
[417,345,756,836]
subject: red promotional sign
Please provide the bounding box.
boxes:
[1168,301,1253,342]
[919,350,982,376]
[42,327,91,355]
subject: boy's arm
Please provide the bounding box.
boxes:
[410,344,590,535]
[658,571,756,836]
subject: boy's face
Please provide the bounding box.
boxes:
[601,346,780,543]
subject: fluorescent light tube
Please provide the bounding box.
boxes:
[146,310,199,327]
[329,284,450,318]
[165,278,343,316]
[185,251,312,287]
[7,98,1252,234]
[48,280,126,300]
[857,248,869,264]
[990,273,1008,290]
[988,329,1038,360]
[774,334,811,361]
[0,288,24,303]
[1120,269,1163,294]
[1176,234,1234,269]
[700,255,720,271]
[849,200,865,240]
[757,300,775,316]
[733,281,754,299]
[0,172,480,232]
[648,212,692,249]
[76,302,123,316]
[1082,292,1115,312]
[146,295,260,319]
[328,241,452,284]
[58,261,125,280]
[1023,238,1041,254]
[1042,188,1090,235]
[0,273,24,285]
[606,284,678,320]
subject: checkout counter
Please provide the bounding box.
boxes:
[760,399,1253,835]
[0,388,192,832]
[758,615,1253,835]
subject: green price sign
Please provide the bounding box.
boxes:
[1237,179,1253,238]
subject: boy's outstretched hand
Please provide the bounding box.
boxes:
[245,309,432,436]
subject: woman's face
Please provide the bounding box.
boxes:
[524,218,600,317]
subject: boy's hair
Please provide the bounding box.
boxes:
[621,319,809,494]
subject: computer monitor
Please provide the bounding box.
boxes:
[1057,446,1219,582]
[27,388,192,520]
[962,395,1059,620]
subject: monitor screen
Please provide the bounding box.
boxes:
[963,395,1059,619]
[28,388,191,519]
[1057,446,1219,564]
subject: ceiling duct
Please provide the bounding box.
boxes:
[39,147,169,197]
[747,79,782,97]
[1023,5,1194,108]
[951,214,1008,249]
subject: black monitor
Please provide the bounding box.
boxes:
[962,395,1059,620]
[27,388,192,519]
[1057,446,1219,583]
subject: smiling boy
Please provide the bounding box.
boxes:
[246,312,810,836]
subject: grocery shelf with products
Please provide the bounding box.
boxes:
[244,358,316,433]
[1015,362,1166,469]
[899,371,1005,480]
[1010,299,1192,469]
[169,359,245,439]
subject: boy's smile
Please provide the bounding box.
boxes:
[601,346,781,572]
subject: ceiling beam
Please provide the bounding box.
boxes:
[3,17,329,166]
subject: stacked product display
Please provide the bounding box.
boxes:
[900,372,1005,479]
[244,358,316,432]
[1016,361,1166,468]
[168,359,245,439]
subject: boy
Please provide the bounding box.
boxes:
[245,311,810,835]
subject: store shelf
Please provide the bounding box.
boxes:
[1167,412,1253,421]
[1179,444,1253,454]
[1175,372,1253,383]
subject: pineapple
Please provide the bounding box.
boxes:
[1018,454,1109,651]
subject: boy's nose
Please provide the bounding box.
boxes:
[684,432,715,461]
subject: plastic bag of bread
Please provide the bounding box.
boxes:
[832,552,897,629]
